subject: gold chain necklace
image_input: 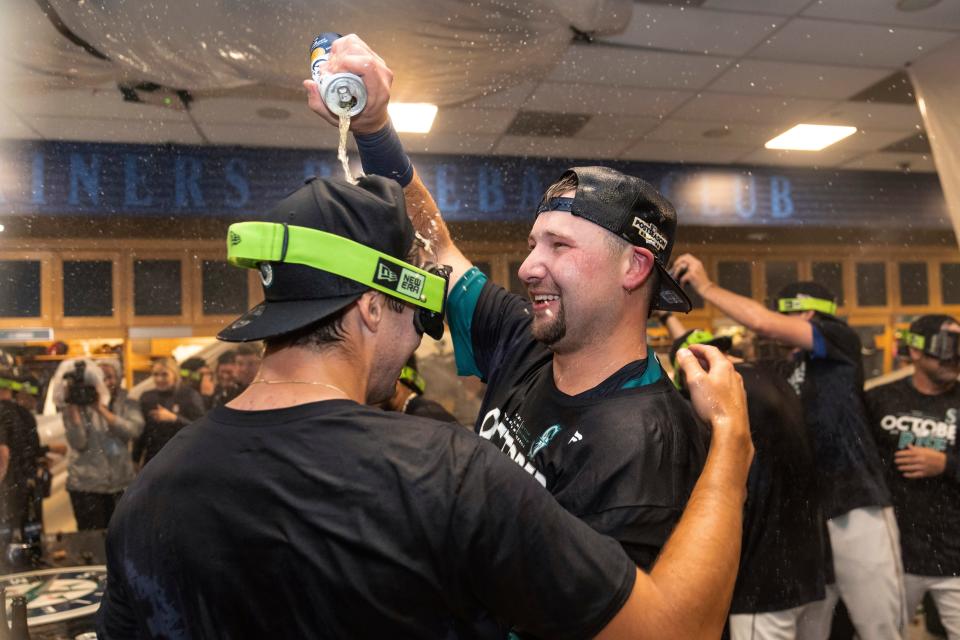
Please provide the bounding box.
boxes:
[250,378,350,398]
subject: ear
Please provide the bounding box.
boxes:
[356,291,385,334]
[623,246,656,292]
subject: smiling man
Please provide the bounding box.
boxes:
[307,35,707,584]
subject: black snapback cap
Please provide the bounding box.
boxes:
[218,174,415,342]
[537,167,691,312]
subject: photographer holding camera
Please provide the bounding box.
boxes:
[60,360,144,530]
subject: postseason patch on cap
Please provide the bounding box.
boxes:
[373,258,426,301]
[631,217,668,252]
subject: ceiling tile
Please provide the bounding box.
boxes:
[803,0,960,31]
[575,115,661,140]
[456,81,538,110]
[430,108,516,136]
[200,123,331,149]
[7,89,191,122]
[26,116,203,144]
[739,146,863,168]
[0,103,38,139]
[643,119,782,146]
[841,151,937,173]
[525,83,692,118]
[620,140,756,164]
[670,93,835,124]
[190,97,318,127]
[598,5,781,56]
[824,128,917,152]
[810,101,924,129]
[494,136,627,160]
[702,0,810,15]
[709,60,890,99]
[752,18,958,67]
[547,45,731,90]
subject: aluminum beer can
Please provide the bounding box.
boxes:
[309,32,367,117]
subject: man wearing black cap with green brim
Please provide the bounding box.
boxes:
[662,317,829,639]
[866,314,960,637]
[97,172,755,639]
[672,253,901,640]
[310,38,707,592]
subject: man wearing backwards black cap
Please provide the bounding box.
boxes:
[97,173,754,639]
[662,316,829,639]
[308,37,707,585]
[672,254,901,640]
[866,314,960,637]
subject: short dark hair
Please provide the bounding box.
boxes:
[217,350,236,366]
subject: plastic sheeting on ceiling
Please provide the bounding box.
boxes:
[4,0,632,106]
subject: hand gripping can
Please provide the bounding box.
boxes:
[310,32,367,117]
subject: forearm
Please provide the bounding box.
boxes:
[664,315,687,340]
[403,170,473,283]
[63,409,90,451]
[0,445,9,482]
[700,284,769,333]
[101,407,143,441]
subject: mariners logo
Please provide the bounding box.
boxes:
[529,424,562,458]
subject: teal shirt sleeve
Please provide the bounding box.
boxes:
[447,267,487,378]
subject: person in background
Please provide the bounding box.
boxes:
[179,357,216,410]
[381,356,458,422]
[866,314,960,637]
[63,362,144,530]
[659,313,829,640]
[672,255,902,640]
[210,350,241,408]
[0,370,41,534]
[133,358,205,468]
[234,344,261,391]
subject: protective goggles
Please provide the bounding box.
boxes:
[226,221,450,340]
[398,366,426,394]
[180,369,207,383]
[0,377,39,395]
[777,297,837,316]
[899,329,960,361]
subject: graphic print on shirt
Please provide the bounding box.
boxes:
[787,360,806,396]
[529,424,562,458]
[879,407,957,451]
[478,407,547,486]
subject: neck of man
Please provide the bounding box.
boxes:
[912,367,957,396]
[228,345,365,410]
[552,322,649,396]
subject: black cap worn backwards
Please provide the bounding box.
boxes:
[218,175,415,343]
[536,167,691,312]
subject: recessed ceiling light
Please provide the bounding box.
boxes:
[765,124,857,151]
[0,224,5,233]
[256,107,291,120]
[896,0,941,12]
[388,103,438,134]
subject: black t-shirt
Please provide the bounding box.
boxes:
[775,315,890,518]
[730,363,828,613]
[97,401,635,639]
[0,399,40,496]
[453,276,708,570]
[865,378,960,577]
[134,386,206,465]
[405,395,459,423]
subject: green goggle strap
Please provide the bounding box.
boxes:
[671,329,716,389]
[399,366,426,394]
[777,297,837,315]
[180,369,203,382]
[0,378,39,395]
[0,377,16,390]
[227,222,445,314]
[898,330,926,351]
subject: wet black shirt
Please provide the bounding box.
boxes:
[450,272,708,569]
[865,378,960,577]
[775,315,890,519]
[405,395,459,423]
[730,363,828,613]
[97,401,635,639]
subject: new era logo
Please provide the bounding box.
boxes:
[376,263,399,283]
[229,231,241,246]
[567,430,583,444]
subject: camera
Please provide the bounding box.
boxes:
[63,360,99,406]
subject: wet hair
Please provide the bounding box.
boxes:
[264,306,351,353]
[235,344,262,358]
[542,172,579,202]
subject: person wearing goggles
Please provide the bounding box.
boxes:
[866,314,960,638]
[671,256,902,640]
